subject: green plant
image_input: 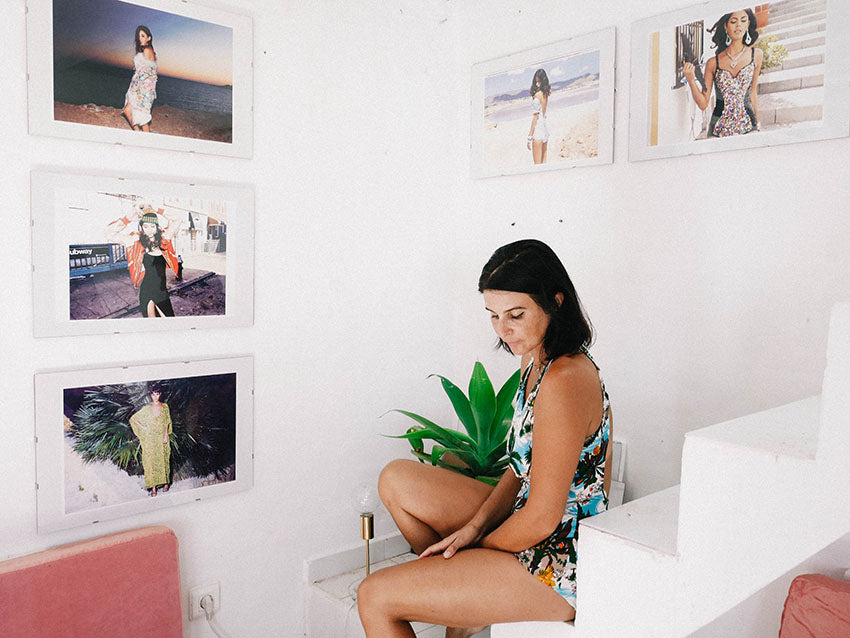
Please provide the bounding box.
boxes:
[387,362,521,485]
[756,34,788,71]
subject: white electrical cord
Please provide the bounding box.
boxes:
[200,594,233,638]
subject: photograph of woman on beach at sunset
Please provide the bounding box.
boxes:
[470,28,615,178]
[27,0,253,156]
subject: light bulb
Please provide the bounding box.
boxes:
[354,482,379,514]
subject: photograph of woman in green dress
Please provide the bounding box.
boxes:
[129,383,172,496]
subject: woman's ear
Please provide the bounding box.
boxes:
[555,292,564,308]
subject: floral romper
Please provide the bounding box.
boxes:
[710,49,757,137]
[507,347,610,607]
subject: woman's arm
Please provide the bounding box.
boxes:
[160,211,183,241]
[143,46,155,61]
[419,468,520,559]
[479,358,601,552]
[683,57,716,111]
[105,212,139,247]
[750,47,763,128]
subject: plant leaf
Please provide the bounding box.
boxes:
[429,375,477,440]
[488,367,521,450]
[468,361,496,448]
[384,411,475,446]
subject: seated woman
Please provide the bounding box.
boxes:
[358,239,613,637]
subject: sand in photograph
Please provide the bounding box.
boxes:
[54,102,232,143]
[483,84,600,173]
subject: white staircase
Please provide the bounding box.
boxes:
[757,0,828,129]
[494,305,850,638]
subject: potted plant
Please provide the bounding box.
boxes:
[386,362,521,485]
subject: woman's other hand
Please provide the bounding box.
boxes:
[682,61,696,82]
[419,523,483,560]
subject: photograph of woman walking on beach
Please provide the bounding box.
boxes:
[527,69,551,164]
[106,204,183,317]
[473,29,616,178]
[682,9,763,137]
[123,25,158,132]
[129,383,172,497]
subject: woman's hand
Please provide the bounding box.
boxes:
[419,523,483,560]
[682,61,696,82]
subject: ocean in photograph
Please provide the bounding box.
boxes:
[485,74,599,123]
[53,58,233,115]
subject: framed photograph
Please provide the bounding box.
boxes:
[26,0,253,158]
[629,0,850,161]
[470,27,616,178]
[31,169,254,337]
[35,355,253,533]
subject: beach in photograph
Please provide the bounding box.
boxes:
[52,0,234,143]
[54,101,232,142]
[481,49,601,173]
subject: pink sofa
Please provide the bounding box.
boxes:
[0,526,182,638]
[779,573,850,638]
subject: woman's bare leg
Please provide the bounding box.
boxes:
[378,459,493,555]
[541,141,548,163]
[146,300,157,317]
[122,104,140,130]
[358,547,574,637]
[532,140,545,164]
[141,123,150,132]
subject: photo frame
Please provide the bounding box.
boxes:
[629,0,850,161]
[31,169,254,337]
[35,355,254,533]
[26,0,253,158]
[470,27,616,178]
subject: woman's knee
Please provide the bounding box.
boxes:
[357,569,394,617]
[377,458,418,505]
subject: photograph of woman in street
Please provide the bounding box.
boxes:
[105,203,183,317]
[682,9,763,137]
[129,382,172,497]
[122,25,158,131]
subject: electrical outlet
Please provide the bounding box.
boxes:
[189,582,220,620]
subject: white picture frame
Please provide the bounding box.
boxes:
[35,355,254,533]
[629,0,850,161]
[31,168,254,337]
[26,0,253,158]
[470,27,616,178]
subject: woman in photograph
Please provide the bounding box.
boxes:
[682,9,763,137]
[106,203,182,318]
[122,25,158,132]
[358,239,612,637]
[129,383,172,496]
[527,69,551,164]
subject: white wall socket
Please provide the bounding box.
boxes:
[189,582,221,620]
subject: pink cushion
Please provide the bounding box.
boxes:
[779,573,850,638]
[0,526,182,638]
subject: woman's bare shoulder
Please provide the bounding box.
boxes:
[542,353,599,398]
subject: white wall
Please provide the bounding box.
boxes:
[1,1,848,637]
[447,0,850,499]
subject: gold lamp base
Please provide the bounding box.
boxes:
[360,512,374,576]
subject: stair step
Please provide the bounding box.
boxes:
[760,19,825,42]
[759,84,824,125]
[581,485,679,556]
[767,0,826,19]
[759,64,824,94]
[766,10,826,31]
[765,32,824,54]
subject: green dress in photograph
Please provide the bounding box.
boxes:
[130,403,172,489]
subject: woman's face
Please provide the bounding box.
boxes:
[483,290,551,358]
[150,390,161,402]
[726,11,749,40]
[138,29,151,46]
[141,221,158,237]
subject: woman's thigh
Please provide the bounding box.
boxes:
[358,548,575,628]
[379,460,494,537]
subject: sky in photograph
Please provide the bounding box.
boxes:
[485,49,600,99]
[53,0,233,85]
